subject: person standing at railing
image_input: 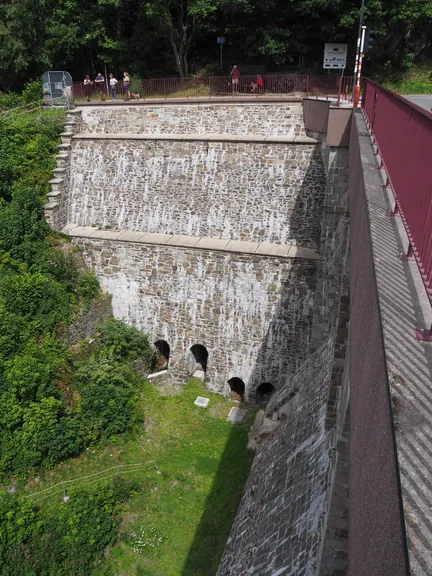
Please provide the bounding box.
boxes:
[109,74,118,100]
[231,65,240,94]
[83,75,91,102]
[257,74,264,94]
[95,72,106,102]
[123,72,131,101]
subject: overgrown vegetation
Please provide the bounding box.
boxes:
[0,102,154,483]
[0,90,254,575]
[1,477,138,575]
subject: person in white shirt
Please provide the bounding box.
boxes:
[109,74,118,100]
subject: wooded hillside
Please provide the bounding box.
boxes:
[0,0,431,89]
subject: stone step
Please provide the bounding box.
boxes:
[60,133,73,144]
[47,190,62,198]
[58,143,71,150]
[52,167,66,176]
[49,178,64,192]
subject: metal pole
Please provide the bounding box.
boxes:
[353,0,366,102]
[220,43,223,70]
[104,64,109,95]
[354,26,366,107]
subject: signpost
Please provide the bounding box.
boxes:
[323,43,348,70]
[217,36,225,69]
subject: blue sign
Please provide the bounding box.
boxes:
[217,37,225,44]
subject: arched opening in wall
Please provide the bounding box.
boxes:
[228,377,245,400]
[151,340,170,372]
[256,382,275,404]
[190,344,209,379]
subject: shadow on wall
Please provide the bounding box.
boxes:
[180,143,327,574]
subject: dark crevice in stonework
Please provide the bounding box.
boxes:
[152,339,170,371]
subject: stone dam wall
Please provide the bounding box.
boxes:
[68,136,325,245]
[71,227,318,398]
[75,102,306,136]
[45,100,352,574]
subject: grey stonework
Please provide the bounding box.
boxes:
[77,103,306,136]
[68,138,326,246]
[217,337,337,576]
[71,236,318,398]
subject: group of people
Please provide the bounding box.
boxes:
[83,72,131,102]
[230,65,264,94]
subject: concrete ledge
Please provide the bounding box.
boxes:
[72,133,318,145]
[64,225,320,260]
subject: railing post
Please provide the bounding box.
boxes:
[337,76,343,106]
[306,75,309,97]
[164,78,167,100]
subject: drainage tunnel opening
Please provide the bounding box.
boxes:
[152,340,170,371]
[190,344,209,372]
[228,377,245,397]
[256,382,275,404]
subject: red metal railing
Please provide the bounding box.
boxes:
[337,76,355,106]
[72,74,358,102]
[362,79,432,337]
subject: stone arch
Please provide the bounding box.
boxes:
[228,377,245,398]
[256,382,275,404]
[152,339,170,371]
[189,344,209,373]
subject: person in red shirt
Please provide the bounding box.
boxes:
[231,65,240,94]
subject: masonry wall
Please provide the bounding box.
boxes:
[68,138,325,245]
[75,103,306,136]
[217,337,336,575]
[72,235,317,398]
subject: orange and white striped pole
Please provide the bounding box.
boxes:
[354,26,366,107]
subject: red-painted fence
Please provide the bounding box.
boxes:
[72,74,355,102]
[362,79,432,324]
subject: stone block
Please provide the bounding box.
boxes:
[195,237,230,251]
[116,230,145,243]
[68,226,97,237]
[256,243,291,257]
[167,234,200,248]
[90,229,122,240]
[289,246,320,260]
[225,240,260,254]
[140,233,173,245]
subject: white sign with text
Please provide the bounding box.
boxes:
[323,43,348,69]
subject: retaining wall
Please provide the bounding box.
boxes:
[68,135,325,245]
[70,226,318,398]
[74,102,306,136]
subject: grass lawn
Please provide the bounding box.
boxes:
[24,379,255,576]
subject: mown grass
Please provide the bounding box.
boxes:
[24,378,255,576]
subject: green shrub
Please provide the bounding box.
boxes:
[97,318,153,366]
[0,478,138,575]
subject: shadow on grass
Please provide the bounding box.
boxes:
[181,408,254,576]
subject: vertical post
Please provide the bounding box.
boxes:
[353,0,366,103]
[164,78,167,100]
[354,26,366,107]
[220,43,223,70]
[104,64,109,96]
[306,74,309,97]
[337,75,343,106]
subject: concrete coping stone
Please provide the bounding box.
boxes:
[72,133,318,145]
[74,98,303,109]
[55,153,69,158]
[46,190,62,197]
[44,202,59,209]
[49,178,63,185]
[58,143,71,149]
[63,225,320,260]
[60,132,73,137]
[52,167,66,173]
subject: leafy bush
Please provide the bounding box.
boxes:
[1,477,138,575]
[97,318,153,366]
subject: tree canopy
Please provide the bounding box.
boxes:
[0,1,431,89]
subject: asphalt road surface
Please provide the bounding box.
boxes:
[402,94,432,113]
